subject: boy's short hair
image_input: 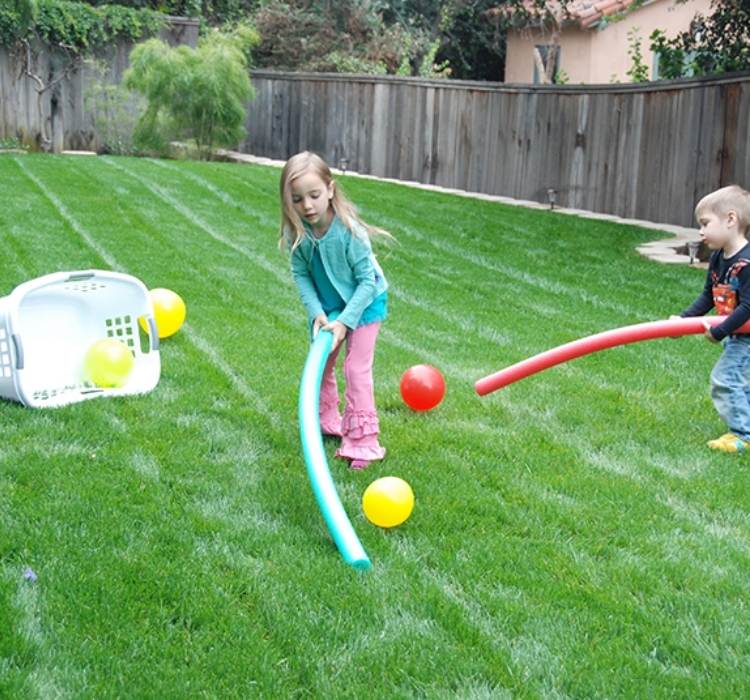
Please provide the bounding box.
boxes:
[695,185,750,236]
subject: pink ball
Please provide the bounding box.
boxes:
[400,364,446,411]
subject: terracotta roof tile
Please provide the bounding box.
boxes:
[504,0,639,29]
[570,0,637,26]
[577,6,600,17]
[579,14,602,28]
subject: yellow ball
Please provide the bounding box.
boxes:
[140,288,186,339]
[362,476,414,528]
[84,339,134,388]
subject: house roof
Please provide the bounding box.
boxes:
[489,0,640,30]
[570,0,638,29]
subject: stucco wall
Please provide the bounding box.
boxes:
[505,0,712,84]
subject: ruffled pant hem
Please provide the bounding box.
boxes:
[341,409,380,439]
[335,409,385,461]
[335,445,386,461]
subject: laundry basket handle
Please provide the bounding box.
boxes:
[11,334,24,370]
[66,272,95,282]
[147,317,160,351]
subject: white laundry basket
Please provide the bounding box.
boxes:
[0,270,161,408]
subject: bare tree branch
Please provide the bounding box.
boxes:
[20,38,82,150]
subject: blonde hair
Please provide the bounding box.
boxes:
[278,151,392,251]
[695,185,750,236]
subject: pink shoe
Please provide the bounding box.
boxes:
[350,459,370,471]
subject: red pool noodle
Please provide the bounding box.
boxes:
[475,316,750,396]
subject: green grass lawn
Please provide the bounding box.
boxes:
[1,153,748,698]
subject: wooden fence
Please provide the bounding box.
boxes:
[0,17,199,152]
[244,70,750,227]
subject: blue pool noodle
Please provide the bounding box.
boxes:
[298,326,371,570]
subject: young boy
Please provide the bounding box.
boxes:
[678,185,750,452]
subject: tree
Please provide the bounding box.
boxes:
[381,0,449,75]
[124,26,257,157]
[650,0,750,79]
[434,0,506,81]
[249,0,451,77]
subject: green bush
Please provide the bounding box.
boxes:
[0,136,30,151]
[124,26,257,157]
[85,59,147,155]
[306,50,388,75]
[650,0,750,79]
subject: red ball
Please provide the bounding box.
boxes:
[400,364,446,411]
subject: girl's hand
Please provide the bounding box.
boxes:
[313,314,329,338]
[703,320,720,343]
[322,320,348,350]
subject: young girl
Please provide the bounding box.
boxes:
[279,151,390,470]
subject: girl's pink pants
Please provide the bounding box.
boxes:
[318,321,385,462]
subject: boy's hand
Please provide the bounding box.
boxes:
[313,313,329,338]
[702,320,720,343]
[322,320,348,350]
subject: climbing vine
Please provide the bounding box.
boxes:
[1,0,164,53]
